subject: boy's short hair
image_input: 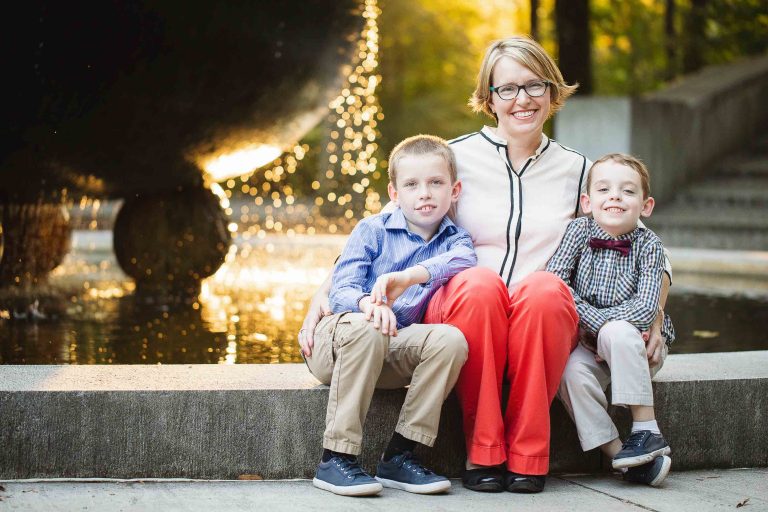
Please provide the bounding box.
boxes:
[388,134,457,185]
[470,36,578,120]
[587,153,652,198]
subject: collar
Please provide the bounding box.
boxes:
[480,126,549,158]
[587,217,644,242]
[384,207,458,240]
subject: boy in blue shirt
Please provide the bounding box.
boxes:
[302,135,476,496]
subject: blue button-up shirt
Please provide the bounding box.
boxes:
[330,208,477,328]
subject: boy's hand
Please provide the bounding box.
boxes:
[370,266,430,306]
[360,296,397,336]
[371,271,413,306]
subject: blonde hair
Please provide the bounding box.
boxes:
[388,134,457,185]
[469,36,578,120]
[588,153,652,198]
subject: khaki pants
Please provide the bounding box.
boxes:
[304,312,468,456]
[557,320,668,451]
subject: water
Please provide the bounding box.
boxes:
[1,232,766,364]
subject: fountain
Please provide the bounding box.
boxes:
[0,0,366,299]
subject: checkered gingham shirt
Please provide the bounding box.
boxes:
[546,216,675,344]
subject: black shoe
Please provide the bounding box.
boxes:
[623,455,672,487]
[612,430,671,469]
[504,471,546,493]
[462,468,504,492]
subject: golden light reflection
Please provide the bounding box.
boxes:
[4,1,380,366]
[202,144,283,183]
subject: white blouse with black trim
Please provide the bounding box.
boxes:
[450,126,589,291]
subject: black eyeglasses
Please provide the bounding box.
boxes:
[490,80,550,100]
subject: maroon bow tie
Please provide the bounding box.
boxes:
[589,238,631,256]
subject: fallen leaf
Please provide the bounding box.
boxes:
[692,330,719,339]
[737,497,750,508]
[238,474,264,480]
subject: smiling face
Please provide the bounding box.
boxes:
[489,56,551,143]
[581,160,655,238]
[387,153,461,241]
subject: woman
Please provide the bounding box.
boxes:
[299,36,668,494]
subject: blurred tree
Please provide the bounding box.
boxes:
[555,0,593,94]
[683,0,708,72]
[268,0,767,209]
[593,0,671,95]
[377,0,528,159]
[531,0,540,39]
[664,0,677,80]
[697,0,768,66]
[591,0,766,94]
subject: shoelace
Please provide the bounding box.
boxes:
[624,430,648,448]
[398,452,434,475]
[335,457,369,478]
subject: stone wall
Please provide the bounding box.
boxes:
[1,352,766,479]
[555,55,768,203]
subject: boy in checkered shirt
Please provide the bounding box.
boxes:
[546,153,675,487]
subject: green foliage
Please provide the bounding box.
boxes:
[377,0,484,154]
[699,0,768,64]
[592,0,668,95]
[591,0,767,95]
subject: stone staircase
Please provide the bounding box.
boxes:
[646,133,768,250]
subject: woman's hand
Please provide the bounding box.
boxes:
[298,291,332,357]
[643,309,664,366]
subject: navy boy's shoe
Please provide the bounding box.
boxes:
[375,451,451,494]
[313,455,383,496]
[623,455,672,487]
[612,430,671,469]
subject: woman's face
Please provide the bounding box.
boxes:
[489,56,551,142]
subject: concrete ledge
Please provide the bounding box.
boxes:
[1,351,767,479]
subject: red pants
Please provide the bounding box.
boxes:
[424,267,578,475]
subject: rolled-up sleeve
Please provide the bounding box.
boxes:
[329,222,379,313]
[418,229,476,289]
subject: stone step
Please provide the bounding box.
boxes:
[651,226,768,250]
[719,155,768,177]
[1,355,767,479]
[751,132,768,153]
[669,177,768,208]
[648,206,768,230]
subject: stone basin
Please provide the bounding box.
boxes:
[1,0,364,199]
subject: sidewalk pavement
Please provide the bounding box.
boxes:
[1,468,765,512]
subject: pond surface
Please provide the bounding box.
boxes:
[1,232,766,364]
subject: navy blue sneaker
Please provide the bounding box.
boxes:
[623,455,672,487]
[313,455,382,496]
[375,451,451,494]
[612,430,671,469]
